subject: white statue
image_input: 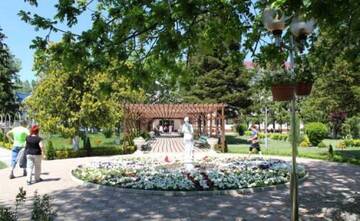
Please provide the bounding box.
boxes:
[182,117,194,169]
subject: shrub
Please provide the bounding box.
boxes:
[45,141,56,160]
[343,139,360,147]
[0,187,56,221]
[244,131,252,136]
[0,132,4,142]
[0,141,12,150]
[299,141,310,147]
[344,136,353,147]
[299,135,311,147]
[94,139,102,145]
[353,139,360,147]
[31,191,57,221]
[54,147,123,159]
[305,122,329,146]
[123,145,136,154]
[102,128,113,138]
[257,133,266,139]
[55,148,69,159]
[236,124,247,136]
[317,141,327,148]
[342,115,360,138]
[336,141,346,149]
[269,133,288,141]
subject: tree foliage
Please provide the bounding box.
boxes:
[0,28,20,115]
[26,45,145,137]
[19,0,255,79]
[183,50,252,118]
[18,0,360,127]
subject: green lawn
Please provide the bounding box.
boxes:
[0,161,7,169]
[226,133,360,165]
[47,133,121,150]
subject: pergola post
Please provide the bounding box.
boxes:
[123,105,128,137]
[123,103,226,146]
[203,113,207,136]
[221,105,225,152]
[210,113,213,137]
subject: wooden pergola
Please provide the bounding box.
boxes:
[123,103,226,152]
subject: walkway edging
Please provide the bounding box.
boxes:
[70,170,309,197]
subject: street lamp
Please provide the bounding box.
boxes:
[262,8,315,221]
[263,7,286,47]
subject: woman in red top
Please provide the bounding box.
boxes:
[25,125,44,185]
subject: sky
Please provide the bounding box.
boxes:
[0,1,260,82]
[0,0,92,81]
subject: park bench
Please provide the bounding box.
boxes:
[194,135,209,148]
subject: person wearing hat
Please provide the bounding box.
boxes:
[6,120,29,179]
[25,125,44,185]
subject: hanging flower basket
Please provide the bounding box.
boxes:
[271,84,295,101]
[295,82,312,96]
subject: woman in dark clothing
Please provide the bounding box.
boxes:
[25,125,44,185]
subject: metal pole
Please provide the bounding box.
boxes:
[265,106,268,151]
[289,35,299,221]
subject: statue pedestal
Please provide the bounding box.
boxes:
[207,137,219,155]
[133,137,145,155]
[184,160,194,171]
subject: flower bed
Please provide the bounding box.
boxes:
[73,156,306,191]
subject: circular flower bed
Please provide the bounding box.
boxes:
[73,156,306,191]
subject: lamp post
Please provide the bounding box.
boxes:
[262,7,315,221]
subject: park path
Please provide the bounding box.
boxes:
[0,147,11,166]
[150,137,208,153]
[0,153,360,221]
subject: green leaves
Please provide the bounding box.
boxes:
[271,0,288,9]
[24,0,38,7]
[0,29,20,115]
[26,47,145,136]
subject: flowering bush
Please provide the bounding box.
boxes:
[73,156,306,191]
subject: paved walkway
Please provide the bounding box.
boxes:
[0,153,360,221]
[0,147,11,166]
[150,137,208,153]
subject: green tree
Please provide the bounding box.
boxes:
[0,28,20,115]
[26,45,145,138]
[15,80,33,93]
[19,0,255,82]
[183,53,252,118]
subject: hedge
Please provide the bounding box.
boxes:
[343,139,360,147]
[0,141,12,149]
[51,146,133,160]
[305,122,329,146]
[243,131,288,141]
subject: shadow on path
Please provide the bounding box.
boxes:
[2,158,360,221]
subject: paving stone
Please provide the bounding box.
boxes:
[1,155,360,220]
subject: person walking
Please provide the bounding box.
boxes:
[25,125,44,185]
[6,120,29,179]
[247,124,262,158]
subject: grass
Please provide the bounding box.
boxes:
[226,133,360,165]
[0,161,7,169]
[47,133,121,150]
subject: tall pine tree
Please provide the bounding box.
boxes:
[0,27,20,115]
[183,42,252,118]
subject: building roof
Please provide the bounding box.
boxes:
[15,92,31,103]
[124,103,225,119]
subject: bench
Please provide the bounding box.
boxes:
[194,135,209,148]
